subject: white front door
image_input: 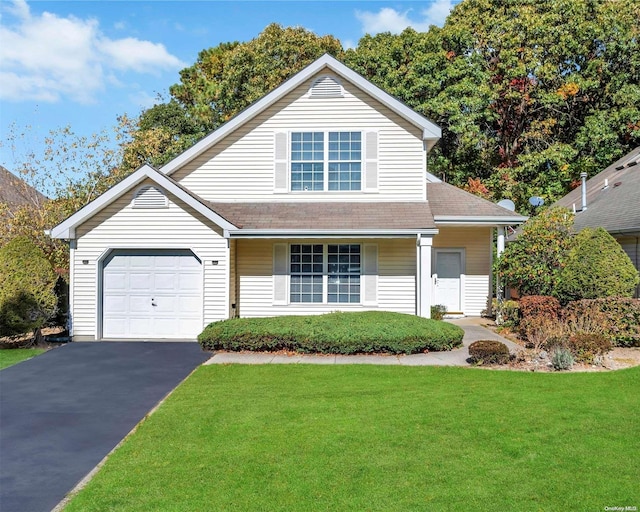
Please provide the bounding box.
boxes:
[102,250,202,339]
[434,250,463,313]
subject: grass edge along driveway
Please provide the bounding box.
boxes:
[65,365,639,511]
[0,348,46,369]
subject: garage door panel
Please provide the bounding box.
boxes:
[102,250,203,339]
[103,295,128,313]
[104,272,127,291]
[152,296,178,313]
[179,296,201,313]
[130,256,153,268]
[129,296,150,313]
[153,273,178,291]
[129,273,153,290]
[128,318,153,337]
[178,273,201,291]
[102,319,126,337]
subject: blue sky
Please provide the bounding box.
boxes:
[0,0,457,174]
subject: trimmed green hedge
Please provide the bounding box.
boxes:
[198,311,464,354]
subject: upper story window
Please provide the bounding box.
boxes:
[290,131,361,192]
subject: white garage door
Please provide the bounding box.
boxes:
[102,250,202,339]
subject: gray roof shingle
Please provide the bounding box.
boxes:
[0,165,47,209]
[553,147,640,234]
[427,182,527,219]
[208,201,436,230]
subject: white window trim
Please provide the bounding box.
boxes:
[289,130,363,193]
[288,243,362,305]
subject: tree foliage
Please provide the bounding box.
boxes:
[124,23,344,168]
[346,0,640,211]
[497,207,574,296]
[1,119,137,278]
[0,236,58,337]
[556,228,640,303]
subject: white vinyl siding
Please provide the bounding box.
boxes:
[237,238,416,317]
[172,71,426,201]
[71,179,229,340]
[432,227,492,316]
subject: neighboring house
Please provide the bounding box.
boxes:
[553,146,640,297]
[0,165,47,211]
[50,55,526,341]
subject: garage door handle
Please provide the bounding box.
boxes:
[151,299,157,307]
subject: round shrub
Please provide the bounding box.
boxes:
[565,332,612,364]
[468,340,510,365]
[0,237,58,337]
[556,227,640,303]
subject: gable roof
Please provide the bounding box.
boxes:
[427,182,527,225]
[0,165,47,209]
[553,147,640,234]
[49,165,237,239]
[160,54,442,176]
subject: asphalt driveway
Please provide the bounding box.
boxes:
[0,342,210,512]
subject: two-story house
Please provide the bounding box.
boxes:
[50,55,526,341]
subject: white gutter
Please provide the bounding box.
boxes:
[434,215,528,225]
[224,228,439,238]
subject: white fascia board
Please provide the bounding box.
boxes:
[434,215,528,226]
[50,165,237,239]
[225,228,439,238]
[161,54,441,176]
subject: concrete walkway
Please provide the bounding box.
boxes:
[204,317,520,367]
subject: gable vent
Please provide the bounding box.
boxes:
[309,75,343,98]
[133,185,168,208]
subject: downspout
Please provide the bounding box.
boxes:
[636,236,640,299]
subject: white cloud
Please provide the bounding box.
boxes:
[355,1,454,35]
[100,38,184,74]
[0,0,186,104]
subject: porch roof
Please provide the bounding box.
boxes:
[427,182,527,224]
[208,201,436,231]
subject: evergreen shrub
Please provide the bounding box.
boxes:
[198,311,464,354]
[556,228,639,303]
[0,237,58,337]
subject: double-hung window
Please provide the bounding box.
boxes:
[289,244,361,303]
[291,131,361,191]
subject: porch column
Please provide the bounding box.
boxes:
[496,227,506,302]
[417,234,433,318]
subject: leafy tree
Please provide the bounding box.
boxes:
[128,23,344,164]
[556,228,640,303]
[347,0,640,211]
[1,118,136,278]
[0,236,58,338]
[497,207,574,296]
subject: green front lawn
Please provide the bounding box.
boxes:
[66,366,639,511]
[0,348,46,369]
